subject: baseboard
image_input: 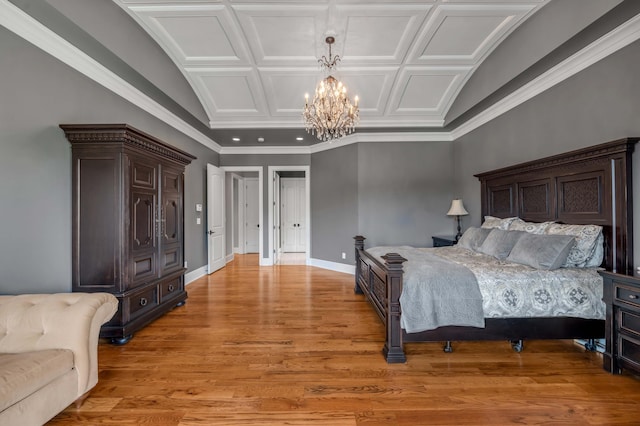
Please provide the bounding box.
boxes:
[185,265,208,285]
[226,253,235,264]
[308,258,355,275]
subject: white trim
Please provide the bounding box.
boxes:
[225,253,235,264]
[185,265,208,285]
[267,166,311,266]
[308,258,355,275]
[0,0,222,153]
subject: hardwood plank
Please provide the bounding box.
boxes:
[48,254,640,425]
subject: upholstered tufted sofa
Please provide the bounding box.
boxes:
[0,292,118,426]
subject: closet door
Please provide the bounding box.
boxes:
[244,178,260,253]
[281,178,306,253]
[129,157,158,287]
[293,178,306,252]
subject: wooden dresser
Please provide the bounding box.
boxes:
[60,124,196,344]
[600,270,640,375]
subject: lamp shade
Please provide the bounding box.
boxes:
[447,199,468,216]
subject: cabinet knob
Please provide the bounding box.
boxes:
[139,297,148,306]
[168,284,175,292]
[630,295,638,300]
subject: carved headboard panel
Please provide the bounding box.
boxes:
[475,138,637,274]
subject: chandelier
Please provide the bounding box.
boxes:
[303,36,359,142]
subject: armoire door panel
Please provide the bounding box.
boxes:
[161,244,182,274]
[163,169,181,194]
[162,197,180,243]
[131,254,156,286]
[131,191,156,251]
[77,157,119,288]
[131,160,157,189]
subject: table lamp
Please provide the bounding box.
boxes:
[447,199,469,241]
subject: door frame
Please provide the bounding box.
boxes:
[221,166,264,265]
[230,173,244,255]
[267,165,310,266]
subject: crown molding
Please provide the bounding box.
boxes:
[2,0,640,155]
[0,0,222,153]
[219,131,454,155]
[210,118,446,129]
[451,11,640,140]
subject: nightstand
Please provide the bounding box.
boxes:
[432,236,457,247]
[600,271,640,375]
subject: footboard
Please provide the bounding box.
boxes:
[354,236,407,363]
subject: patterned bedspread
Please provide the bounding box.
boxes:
[367,246,605,321]
[427,246,604,319]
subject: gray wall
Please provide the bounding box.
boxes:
[453,38,640,267]
[357,142,454,248]
[311,144,359,264]
[0,26,218,294]
[309,141,455,265]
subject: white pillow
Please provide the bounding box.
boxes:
[508,218,554,234]
[544,223,602,268]
[481,216,517,230]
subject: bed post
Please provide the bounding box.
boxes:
[354,236,365,294]
[382,253,407,363]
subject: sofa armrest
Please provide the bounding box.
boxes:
[0,293,118,398]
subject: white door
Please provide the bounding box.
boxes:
[273,172,281,264]
[207,164,226,274]
[244,178,259,253]
[281,178,306,253]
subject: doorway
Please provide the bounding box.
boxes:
[268,166,310,266]
[222,166,264,265]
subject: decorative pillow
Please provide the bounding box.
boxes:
[457,227,492,251]
[544,223,602,267]
[584,232,604,267]
[477,229,526,260]
[506,233,576,270]
[508,218,554,234]
[481,216,517,230]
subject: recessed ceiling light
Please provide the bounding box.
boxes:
[257,137,265,143]
[296,137,304,141]
[232,137,240,142]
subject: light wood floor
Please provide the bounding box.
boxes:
[50,254,640,425]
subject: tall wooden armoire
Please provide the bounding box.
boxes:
[60,124,196,344]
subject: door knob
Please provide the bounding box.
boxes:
[208,230,215,235]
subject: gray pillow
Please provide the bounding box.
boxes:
[506,233,576,270]
[457,227,492,251]
[477,229,525,260]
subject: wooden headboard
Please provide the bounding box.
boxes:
[475,138,637,274]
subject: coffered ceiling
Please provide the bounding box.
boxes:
[113,0,549,141]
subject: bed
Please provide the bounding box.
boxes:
[354,138,637,363]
